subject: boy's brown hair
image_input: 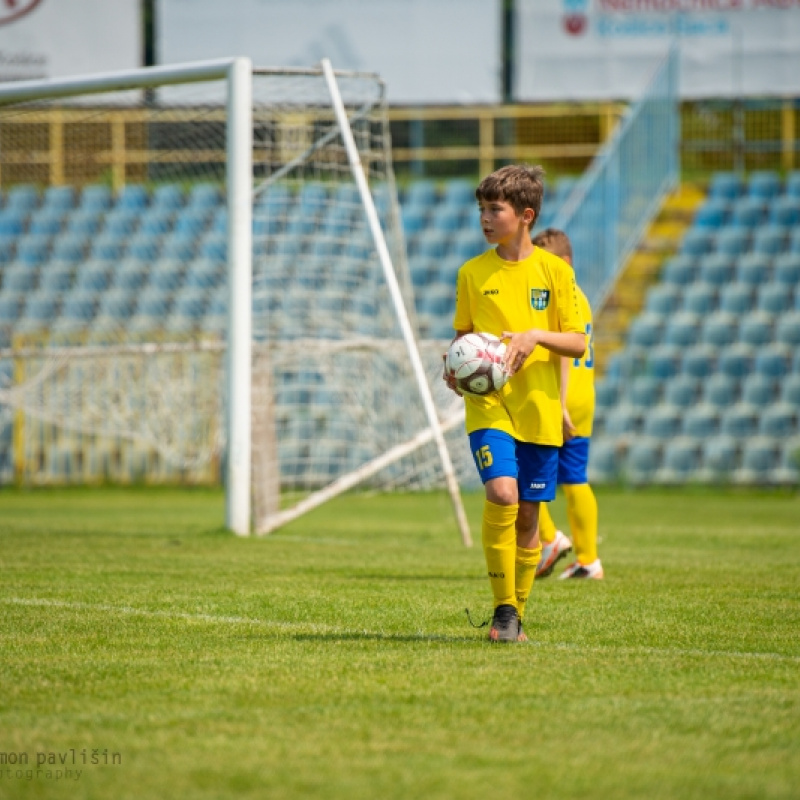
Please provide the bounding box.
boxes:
[532,227,573,262]
[475,164,545,222]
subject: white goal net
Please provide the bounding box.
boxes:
[0,60,472,541]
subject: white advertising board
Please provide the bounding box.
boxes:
[0,0,141,84]
[518,0,800,101]
[156,0,501,104]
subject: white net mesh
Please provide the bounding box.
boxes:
[0,66,477,521]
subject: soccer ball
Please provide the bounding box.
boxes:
[445,332,510,397]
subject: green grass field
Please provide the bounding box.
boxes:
[1,486,799,800]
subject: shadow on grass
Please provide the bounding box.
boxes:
[289,631,483,644]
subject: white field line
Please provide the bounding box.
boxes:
[3,596,799,663]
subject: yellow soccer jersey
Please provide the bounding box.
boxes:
[453,246,584,446]
[565,286,595,438]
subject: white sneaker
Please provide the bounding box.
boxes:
[536,530,572,578]
[559,559,604,580]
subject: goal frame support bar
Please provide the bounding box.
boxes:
[321,58,472,548]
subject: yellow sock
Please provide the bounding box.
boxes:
[538,501,557,545]
[564,483,599,564]
[514,544,542,621]
[482,500,518,608]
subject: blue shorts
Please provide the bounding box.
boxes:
[468,429,558,502]
[558,436,590,485]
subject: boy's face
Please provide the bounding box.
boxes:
[478,199,534,246]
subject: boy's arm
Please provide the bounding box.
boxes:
[501,328,586,375]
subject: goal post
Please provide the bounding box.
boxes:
[0,58,474,545]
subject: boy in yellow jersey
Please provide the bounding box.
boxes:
[445,166,586,643]
[531,228,603,580]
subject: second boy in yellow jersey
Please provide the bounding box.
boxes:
[532,228,603,581]
[446,166,586,643]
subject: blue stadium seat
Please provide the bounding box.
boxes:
[112,259,149,291]
[754,343,792,379]
[595,377,619,409]
[152,184,185,211]
[663,311,700,348]
[699,253,737,286]
[403,181,437,209]
[629,375,662,408]
[721,402,760,437]
[42,185,76,211]
[134,288,172,318]
[126,233,162,262]
[715,227,750,256]
[74,262,111,292]
[148,260,184,292]
[414,229,451,261]
[734,436,780,484]
[185,259,223,290]
[0,235,16,265]
[0,210,26,237]
[210,207,228,234]
[97,289,135,319]
[603,405,642,439]
[430,205,467,233]
[65,209,102,236]
[29,210,65,236]
[776,311,800,347]
[588,438,619,482]
[759,402,798,438]
[740,374,776,407]
[730,197,767,228]
[441,179,475,208]
[747,170,781,200]
[2,264,38,293]
[680,402,720,439]
[172,289,208,319]
[645,284,682,315]
[703,373,739,409]
[161,233,197,262]
[187,183,222,210]
[718,282,754,314]
[401,207,429,237]
[656,436,701,483]
[681,282,717,315]
[452,231,487,263]
[738,310,774,346]
[16,235,50,267]
[139,209,173,236]
[5,184,40,212]
[604,346,647,380]
[660,255,698,284]
[790,229,800,254]
[646,344,681,379]
[199,233,227,263]
[773,253,800,287]
[701,310,738,347]
[51,233,89,265]
[174,208,211,236]
[692,198,729,229]
[116,184,149,211]
[774,437,800,484]
[18,292,57,332]
[627,312,664,348]
[786,171,800,198]
[90,234,125,262]
[102,209,139,237]
[79,185,112,212]
[679,229,715,257]
[752,225,788,256]
[664,374,700,408]
[39,265,74,292]
[0,292,22,324]
[625,439,662,484]
[297,183,328,218]
[57,292,96,323]
[410,258,437,288]
[781,374,800,406]
[643,404,682,439]
[769,196,800,227]
[699,434,738,481]
[719,342,755,379]
[735,253,771,286]
[757,284,792,315]
[708,172,743,200]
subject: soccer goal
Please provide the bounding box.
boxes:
[0,58,472,544]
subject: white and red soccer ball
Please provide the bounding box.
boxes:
[445,332,510,397]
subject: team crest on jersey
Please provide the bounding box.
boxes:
[531,289,550,310]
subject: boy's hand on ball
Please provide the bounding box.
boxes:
[501,330,539,374]
[441,354,463,395]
